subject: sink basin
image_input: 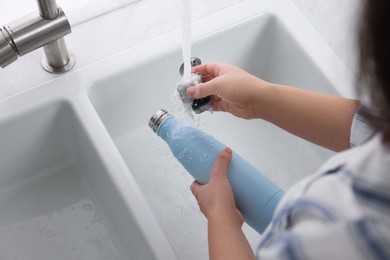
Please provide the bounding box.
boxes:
[88,11,337,260]
[0,0,353,259]
[0,100,172,260]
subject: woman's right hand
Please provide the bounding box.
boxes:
[188,63,360,151]
[187,63,270,119]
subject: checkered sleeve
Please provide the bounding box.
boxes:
[256,218,390,260]
[350,104,376,147]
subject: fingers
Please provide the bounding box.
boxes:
[235,208,245,227]
[190,147,237,222]
[209,147,233,183]
[186,82,211,99]
[187,63,225,99]
[190,180,201,198]
[190,147,232,195]
[192,63,222,78]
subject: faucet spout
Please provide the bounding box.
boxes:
[0,0,75,73]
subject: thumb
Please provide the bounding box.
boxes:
[209,147,233,183]
[186,80,221,99]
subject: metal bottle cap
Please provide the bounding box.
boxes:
[149,109,170,133]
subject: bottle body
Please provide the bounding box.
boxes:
[153,112,283,234]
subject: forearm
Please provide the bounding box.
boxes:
[208,214,255,260]
[252,83,360,151]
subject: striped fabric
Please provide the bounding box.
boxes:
[256,105,390,259]
[350,104,376,147]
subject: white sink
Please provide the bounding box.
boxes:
[0,0,352,259]
[88,6,342,260]
[0,100,176,259]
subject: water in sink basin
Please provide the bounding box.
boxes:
[89,13,336,259]
[0,101,158,260]
[0,164,121,260]
[115,125,207,259]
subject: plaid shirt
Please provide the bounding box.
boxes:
[256,106,390,260]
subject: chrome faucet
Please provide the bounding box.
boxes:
[0,0,75,73]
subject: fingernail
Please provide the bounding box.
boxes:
[187,86,196,96]
[225,147,232,155]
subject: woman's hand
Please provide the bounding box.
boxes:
[190,147,254,260]
[190,147,243,226]
[188,63,270,120]
[189,63,359,151]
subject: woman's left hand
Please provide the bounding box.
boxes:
[190,147,244,226]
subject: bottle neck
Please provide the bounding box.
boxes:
[149,109,170,133]
[156,116,179,140]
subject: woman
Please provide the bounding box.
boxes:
[188,0,390,259]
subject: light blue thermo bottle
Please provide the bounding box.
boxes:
[149,109,284,234]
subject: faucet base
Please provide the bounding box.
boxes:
[41,53,76,74]
[1,3,75,73]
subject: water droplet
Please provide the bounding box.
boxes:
[82,203,94,211]
[45,230,57,238]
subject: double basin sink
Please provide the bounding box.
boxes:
[0,0,351,259]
